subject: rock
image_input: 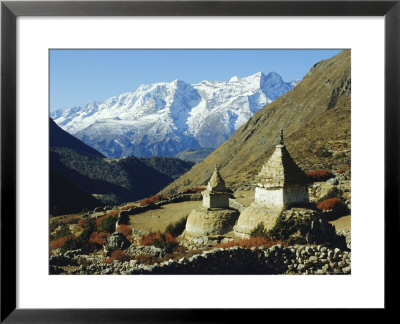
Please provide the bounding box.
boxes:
[308,256,318,263]
[126,245,166,258]
[342,265,351,274]
[327,178,339,185]
[103,232,131,254]
[63,249,82,258]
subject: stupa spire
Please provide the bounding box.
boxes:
[280,128,284,145]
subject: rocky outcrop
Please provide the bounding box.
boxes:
[103,232,131,254]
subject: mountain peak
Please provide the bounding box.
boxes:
[263,71,284,83]
[51,70,296,158]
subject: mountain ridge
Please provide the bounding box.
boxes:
[51,71,297,158]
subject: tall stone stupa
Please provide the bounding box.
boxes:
[234,129,310,238]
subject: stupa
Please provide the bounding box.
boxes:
[183,166,239,238]
[234,129,310,238]
[202,165,231,208]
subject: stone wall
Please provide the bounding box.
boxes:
[60,244,351,275]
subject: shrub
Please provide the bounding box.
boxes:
[117,224,132,238]
[250,223,268,238]
[59,218,97,253]
[101,216,117,234]
[315,147,332,158]
[64,214,81,225]
[317,187,344,203]
[165,217,187,237]
[80,218,96,240]
[306,169,333,182]
[120,203,137,211]
[77,219,87,229]
[88,231,109,246]
[60,236,82,253]
[103,249,130,264]
[140,231,178,253]
[334,152,346,160]
[50,236,71,250]
[54,224,72,239]
[96,215,108,227]
[139,194,166,206]
[317,198,348,219]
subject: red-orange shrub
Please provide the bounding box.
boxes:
[50,236,71,250]
[139,194,166,206]
[77,219,87,229]
[215,237,287,249]
[336,168,346,174]
[139,232,177,252]
[164,232,177,245]
[88,231,109,245]
[120,203,137,211]
[317,198,346,211]
[306,169,333,182]
[117,224,132,238]
[103,249,130,264]
[96,215,108,227]
[140,232,162,246]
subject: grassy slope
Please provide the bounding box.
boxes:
[161,50,351,194]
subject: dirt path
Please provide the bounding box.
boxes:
[129,201,202,233]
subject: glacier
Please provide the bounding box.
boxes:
[51,71,298,158]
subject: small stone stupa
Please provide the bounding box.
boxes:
[183,167,239,238]
[234,129,310,238]
[202,166,231,208]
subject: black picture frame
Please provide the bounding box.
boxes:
[1,0,398,322]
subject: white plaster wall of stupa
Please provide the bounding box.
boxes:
[255,186,309,208]
[203,194,230,209]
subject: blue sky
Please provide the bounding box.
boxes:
[49,49,342,112]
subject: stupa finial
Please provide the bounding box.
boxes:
[280,128,284,145]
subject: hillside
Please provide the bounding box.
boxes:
[49,117,105,158]
[50,118,194,214]
[174,148,214,163]
[139,156,194,179]
[49,168,103,216]
[50,147,191,207]
[161,50,351,194]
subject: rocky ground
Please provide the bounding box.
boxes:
[50,236,351,275]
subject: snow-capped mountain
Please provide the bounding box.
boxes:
[51,72,298,158]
